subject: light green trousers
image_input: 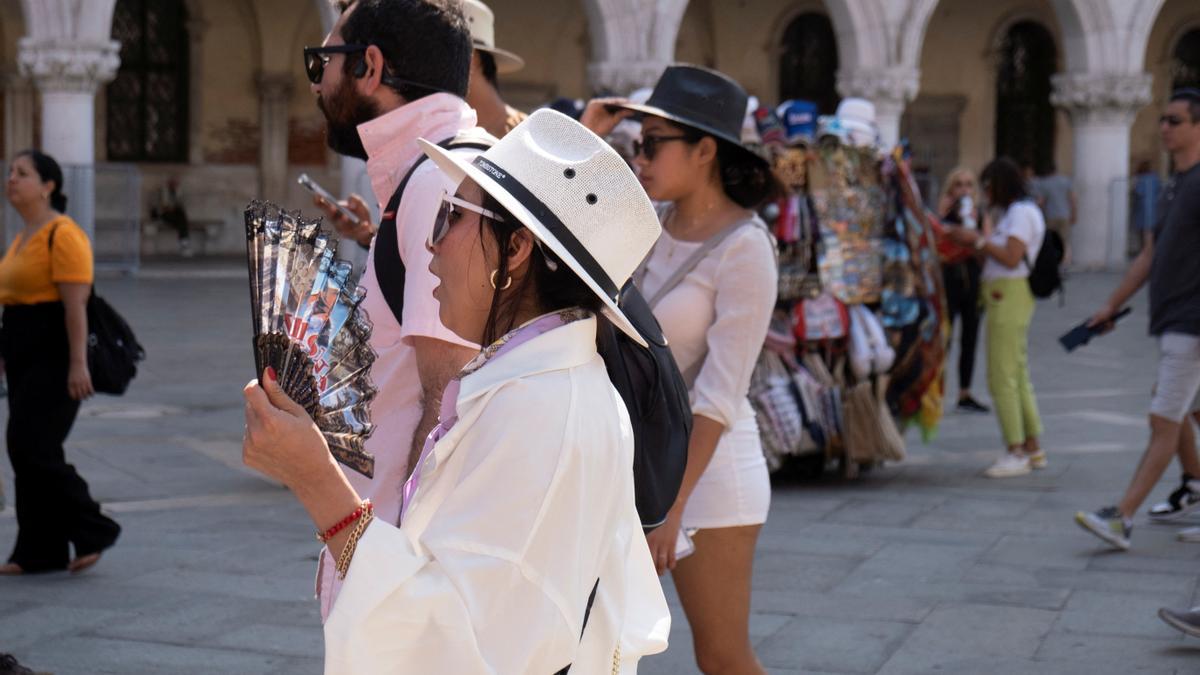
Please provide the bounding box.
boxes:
[983,277,1043,446]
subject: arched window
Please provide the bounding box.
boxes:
[107,0,189,162]
[779,13,839,114]
[994,21,1057,173]
[1172,28,1200,90]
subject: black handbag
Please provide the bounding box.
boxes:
[49,225,145,395]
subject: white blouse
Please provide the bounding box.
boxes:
[638,217,778,428]
[323,318,670,673]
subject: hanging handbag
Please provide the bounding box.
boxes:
[49,225,145,395]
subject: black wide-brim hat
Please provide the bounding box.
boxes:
[614,64,767,167]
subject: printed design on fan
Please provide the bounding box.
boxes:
[245,202,378,478]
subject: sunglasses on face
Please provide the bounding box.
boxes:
[428,193,506,248]
[633,134,688,161]
[428,193,561,272]
[303,44,369,85]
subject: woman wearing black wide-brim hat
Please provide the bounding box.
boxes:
[584,64,779,674]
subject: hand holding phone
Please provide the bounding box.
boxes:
[1060,306,1132,352]
[298,173,360,226]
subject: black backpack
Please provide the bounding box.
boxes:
[1026,229,1065,299]
[375,136,689,531]
[48,225,145,395]
[595,283,691,531]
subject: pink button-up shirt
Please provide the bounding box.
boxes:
[317,94,484,620]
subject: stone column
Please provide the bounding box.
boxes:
[583,0,689,94]
[186,17,209,165]
[257,72,293,202]
[4,73,36,154]
[19,39,121,237]
[837,67,920,150]
[1051,72,1151,270]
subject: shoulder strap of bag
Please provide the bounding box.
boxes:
[46,220,97,299]
[373,137,492,327]
[642,207,769,309]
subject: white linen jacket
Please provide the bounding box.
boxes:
[323,316,671,674]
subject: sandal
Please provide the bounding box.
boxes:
[0,562,24,575]
[67,552,102,575]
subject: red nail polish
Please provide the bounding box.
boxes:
[265,366,277,382]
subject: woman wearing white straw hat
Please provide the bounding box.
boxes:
[240,109,670,674]
[585,64,780,674]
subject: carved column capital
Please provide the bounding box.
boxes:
[836,67,920,108]
[1051,72,1152,125]
[18,38,121,94]
[587,61,668,95]
[256,71,295,103]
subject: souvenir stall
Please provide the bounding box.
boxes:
[747,99,947,478]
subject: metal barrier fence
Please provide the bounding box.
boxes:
[3,161,141,274]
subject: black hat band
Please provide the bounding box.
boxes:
[471,156,621,303]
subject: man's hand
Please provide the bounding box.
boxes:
[1087,304,1119,333]
[313,193,375,247]
[579,97,635,138]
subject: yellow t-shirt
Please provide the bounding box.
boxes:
[0,215,94,305]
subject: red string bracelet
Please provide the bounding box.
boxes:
[317,499,372,543]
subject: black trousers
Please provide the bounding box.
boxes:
[2,302,119,572]
[941,259,983,393]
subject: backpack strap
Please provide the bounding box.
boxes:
[45,221,95,298]
[553,578,601,675]
[372,137,492,327]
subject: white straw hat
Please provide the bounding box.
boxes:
[461,0,525,74]
[418,109,662,347]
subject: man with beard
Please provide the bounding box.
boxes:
[305,0,485,619]
[461,0,527,138]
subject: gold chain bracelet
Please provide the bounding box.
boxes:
[335,509,374,580]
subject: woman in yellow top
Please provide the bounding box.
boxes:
[0,150,120,575]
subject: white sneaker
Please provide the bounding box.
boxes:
[985,452,1032,478]
[1178,527,1200,543]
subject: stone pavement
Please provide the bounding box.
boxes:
[2,261,1199,674]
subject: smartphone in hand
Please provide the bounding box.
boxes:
[1059,307,1132,352]
[297,173,360,225]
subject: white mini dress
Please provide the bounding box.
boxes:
[638,213,777,529]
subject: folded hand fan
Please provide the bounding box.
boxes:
[245,201,377,478]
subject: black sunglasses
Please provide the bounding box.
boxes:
[303,44,445,94]
[633,134,688,161]
[304,44,368,84]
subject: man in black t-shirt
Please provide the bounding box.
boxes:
[1075,88,1200,556]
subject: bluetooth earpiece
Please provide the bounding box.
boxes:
[352,59,368,78]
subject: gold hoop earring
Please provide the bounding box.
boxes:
[490,269,512,290]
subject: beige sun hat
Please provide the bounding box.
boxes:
[418,109,661,347]
[461,0,525,74]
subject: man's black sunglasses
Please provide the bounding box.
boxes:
[303,44,444,94]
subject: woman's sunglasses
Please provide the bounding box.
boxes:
[633,134,688,161]
[428,193,506,248]
[428,193,560,271]
[303,44,368,85]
